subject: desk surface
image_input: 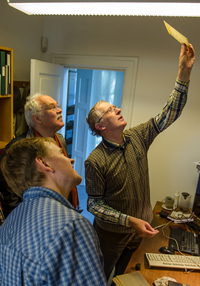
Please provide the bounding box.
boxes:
[124,201,199,285]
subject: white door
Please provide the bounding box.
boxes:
[72,70,93,185]
[30,59,68,137]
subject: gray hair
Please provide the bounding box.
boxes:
[24,93,44,128]
[86,100,106,136]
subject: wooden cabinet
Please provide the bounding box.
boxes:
[0,46,13,152]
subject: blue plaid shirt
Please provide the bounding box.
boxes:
[0,187,108,285]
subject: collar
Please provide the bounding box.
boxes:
[102,134,130,150]
[23,186,76,211]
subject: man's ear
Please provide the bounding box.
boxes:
[32,114,41,124]
[95,123,106,132]
[35,156,54,173]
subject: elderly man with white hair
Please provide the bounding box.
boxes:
[0,93,79,217]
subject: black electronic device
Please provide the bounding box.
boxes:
[169,224,186,230]
[168,281,190,286]
[159,246,175,255]
[160,210,169,218]
[192,174,200,218]
[169,228,200,256]
[186,221,200,233]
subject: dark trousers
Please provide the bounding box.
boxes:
[94,220,142,280]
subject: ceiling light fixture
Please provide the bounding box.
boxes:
[7,0,200,17]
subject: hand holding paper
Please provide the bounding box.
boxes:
[163,21,195,82]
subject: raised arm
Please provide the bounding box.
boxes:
[155,44,195,132]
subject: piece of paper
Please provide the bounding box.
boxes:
[164,21,189,46]
[167,211,194,223]
[154,276,177,286]
[112,271,150,286]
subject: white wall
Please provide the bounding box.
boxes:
[1,0,200,209]
[0,0,44,80]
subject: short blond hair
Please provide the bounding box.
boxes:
[1,137,55,198]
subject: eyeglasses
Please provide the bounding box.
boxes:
[97,105,120,123]
[38,104,62,112]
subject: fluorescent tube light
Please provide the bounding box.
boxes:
[7,1,200,17]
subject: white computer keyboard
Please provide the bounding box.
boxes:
[145,253,200,270]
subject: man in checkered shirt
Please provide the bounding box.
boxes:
[0,137,108,286]
[85,43,195,280]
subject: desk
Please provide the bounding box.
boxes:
[124,201,199,285]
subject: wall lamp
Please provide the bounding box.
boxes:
[7,0,200,16]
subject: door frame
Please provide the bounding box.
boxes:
[51,54,139,129]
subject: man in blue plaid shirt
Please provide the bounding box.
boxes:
[0,137,108,285]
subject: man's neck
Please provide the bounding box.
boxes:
[34,127,55,138]
[42,182,71,201]
[103,133,124,145]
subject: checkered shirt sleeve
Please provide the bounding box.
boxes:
[155,78,189,131]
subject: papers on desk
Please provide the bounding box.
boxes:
[167,211,194,223]
[155,277,190,286]
[112,271,150,286]
[154,277,177,286]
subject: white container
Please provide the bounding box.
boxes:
[173,190,179,209]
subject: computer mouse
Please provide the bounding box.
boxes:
[159,246,175,255]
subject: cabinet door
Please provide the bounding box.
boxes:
[30,59,67,137]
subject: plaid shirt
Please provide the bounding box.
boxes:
[85,78,189,233]
[0,187,108,285]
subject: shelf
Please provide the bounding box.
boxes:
[0,46,13,144]
[0,94,11,98]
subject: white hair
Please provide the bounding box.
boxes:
[24,93,44,128]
